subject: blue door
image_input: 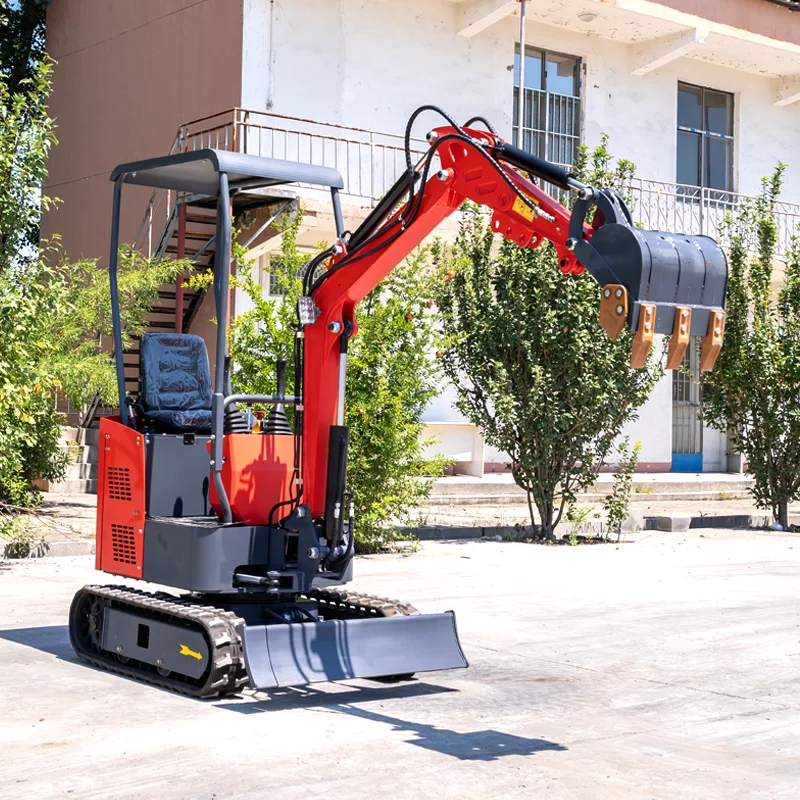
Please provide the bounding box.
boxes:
[672,342,703,472]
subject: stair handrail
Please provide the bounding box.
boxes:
[131,129,183,256]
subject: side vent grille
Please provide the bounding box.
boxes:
[107,466,132,501]
[111,524,137,565]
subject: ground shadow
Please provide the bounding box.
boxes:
[219,684,566,762]
[0,624,74,659]
[215,681,455,712]
[333,704,567,761]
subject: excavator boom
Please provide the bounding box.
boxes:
[301,112,728,518]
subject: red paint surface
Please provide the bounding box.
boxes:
[96,417,146,578]
[209,434,295,524]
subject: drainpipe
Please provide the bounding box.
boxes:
[517,0,527,149]
[267,0,276,109]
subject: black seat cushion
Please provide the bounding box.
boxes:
[139,333,213,433]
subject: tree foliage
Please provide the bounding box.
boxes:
[0,264,70,507]
[0,0,49,97]
[433,138,661,539]
[0,54,56,265]
[0,45,186,519]
[702,164,800,528]
[228,213,446,551]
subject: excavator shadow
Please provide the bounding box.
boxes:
[217,686,567,761]
[0,624,74,660]
[214,680,455,712]
[333,705,567,762]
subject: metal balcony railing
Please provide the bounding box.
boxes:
[177,108,428,205]
[627,178,800,258]
[133,108,800,261]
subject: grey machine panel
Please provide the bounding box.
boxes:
[241,612,468,689]
[101,607,209,679]
[145,434,212,517]
[142,518,269,592]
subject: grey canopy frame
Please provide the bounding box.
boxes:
[107,149,345,522]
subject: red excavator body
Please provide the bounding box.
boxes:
[71,107,727,697]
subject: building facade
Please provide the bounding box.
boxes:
[44,0,800,472]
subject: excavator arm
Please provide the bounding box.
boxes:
[299,108,728,537]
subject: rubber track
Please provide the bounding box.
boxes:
[69,585,249,699]
[308,587,419,618]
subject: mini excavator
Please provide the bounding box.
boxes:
[69,106,727,696]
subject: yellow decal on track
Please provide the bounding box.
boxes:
[179,644,203,661]
[512,195,538,222]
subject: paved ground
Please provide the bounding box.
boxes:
[34,487,799,543]
[2,530,799,799]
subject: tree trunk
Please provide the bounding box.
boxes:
[778,500,789,530]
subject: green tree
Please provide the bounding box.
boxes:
[433,140,661,539]
[0,55,56,265]
[0,49,186,524]
[0,0,50,97]
[702,164,800,529]
[0,262,70,509]
[228,213,446,551]
[44,247,187,411]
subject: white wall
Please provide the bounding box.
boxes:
[240,0,800,470]
[242,1,800,199]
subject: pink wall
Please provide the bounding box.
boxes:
[43,0,244,262]
[659,0,800,45]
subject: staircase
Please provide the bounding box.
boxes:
[43,427,100,494]
[122,203,218,399]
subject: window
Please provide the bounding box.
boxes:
[257,253,307,296]
[512,46,581,169]
[676,83,733,192]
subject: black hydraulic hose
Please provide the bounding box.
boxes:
[311,109,490,296]
[490,142,573,189]
[402,105,469,225]
[347,168,421,251]
[310,131,546,293]
[268,324,305,527]
[302,244,338,295]
[463,115,498,135]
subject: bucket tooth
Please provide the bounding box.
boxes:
[630,304,656,368]
[700,309,725,372]
[599,284,628,341]
[666,306,691,369]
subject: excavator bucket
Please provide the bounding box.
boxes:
[240,611,468,689]
[571,190,728,370]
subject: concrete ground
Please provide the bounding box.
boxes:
[2,530,799,799]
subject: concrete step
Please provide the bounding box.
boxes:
[61,443,98,465]
[65,462,98,480]
[427,489,753,506]
[45,478,98,494]
[428,475,755,506]
[59,427,100,447]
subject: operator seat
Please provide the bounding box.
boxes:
[138,333,213,434]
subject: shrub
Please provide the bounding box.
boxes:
[229,213,447,551]
[433,139,661,539]
[702,165,800,529]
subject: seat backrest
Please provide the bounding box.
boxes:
[139,333,212,413]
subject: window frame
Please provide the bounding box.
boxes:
[512,44,582,170]
[676,81,735,193]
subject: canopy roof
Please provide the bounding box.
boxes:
[110,149,344,194]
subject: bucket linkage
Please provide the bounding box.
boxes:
[569,189,728,370]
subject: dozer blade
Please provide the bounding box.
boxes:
[240,612,467,689]
[572,190,728,370]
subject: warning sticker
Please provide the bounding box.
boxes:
[512,195,538,222]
